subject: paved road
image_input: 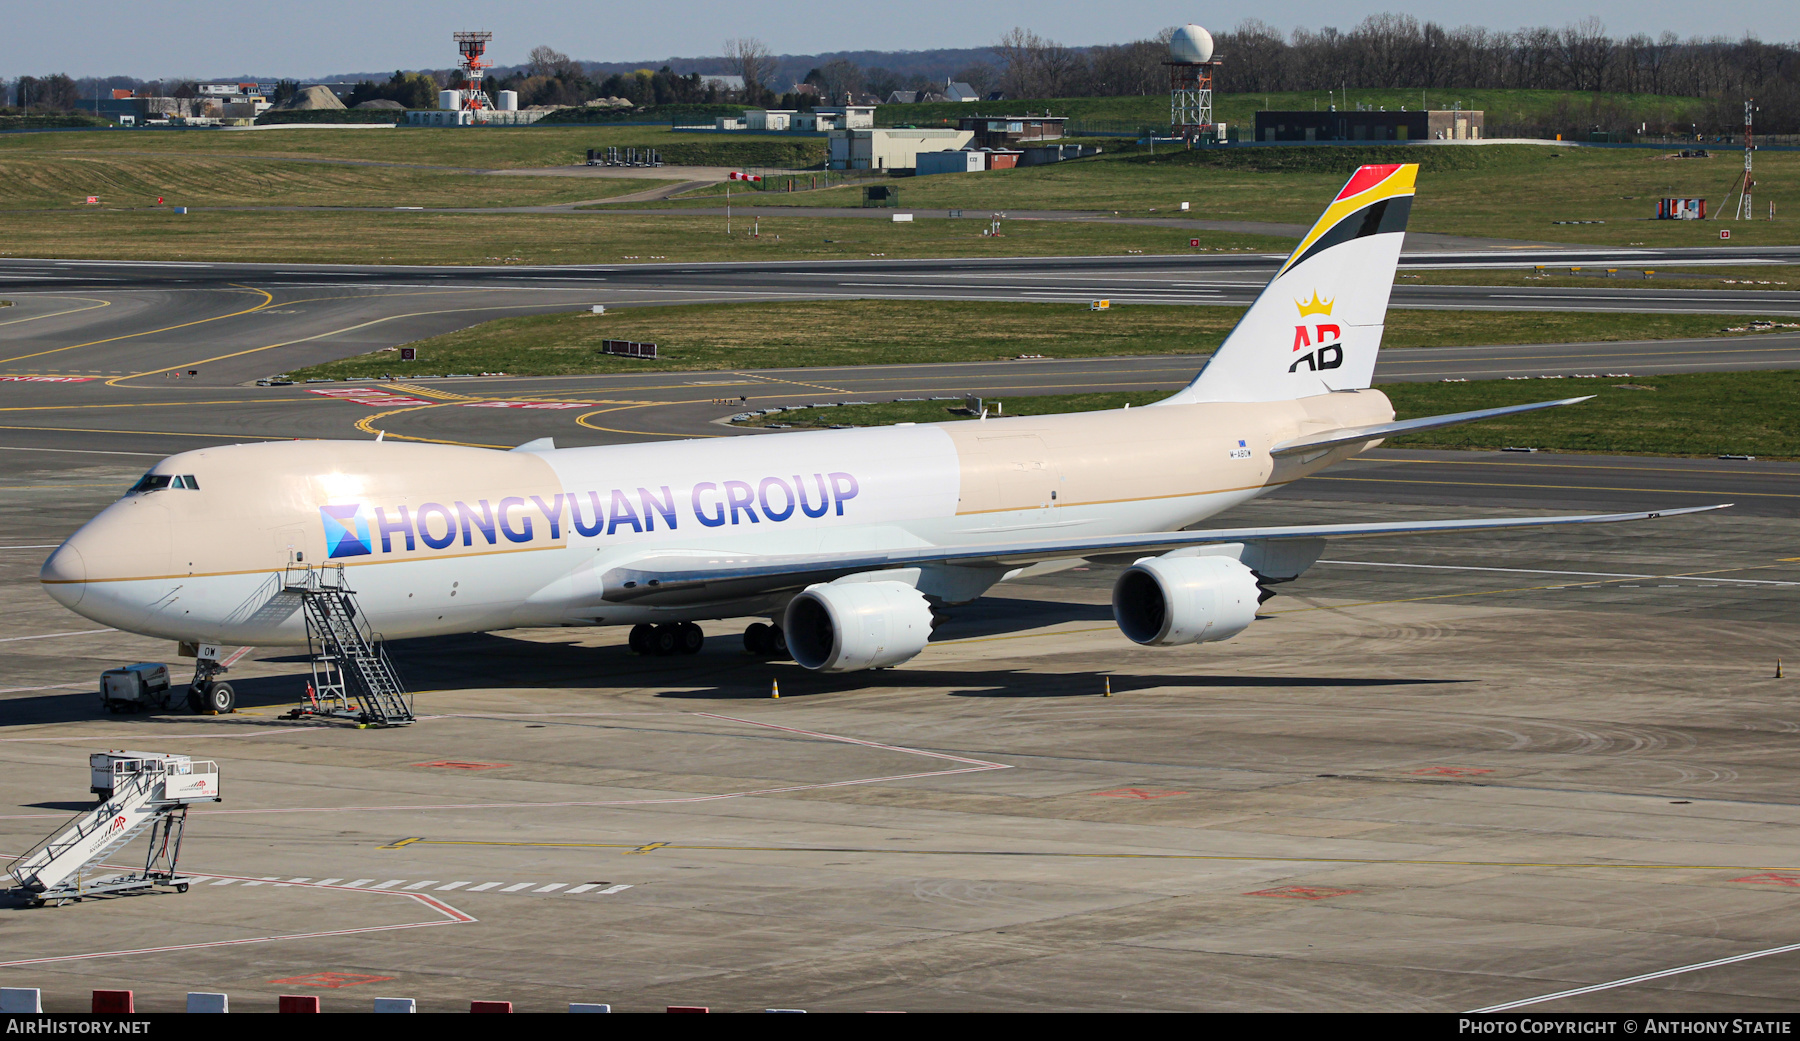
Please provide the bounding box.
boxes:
[0,249,1794,388]
[0,248,1791,521]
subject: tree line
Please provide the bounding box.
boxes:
[992,16,1800,133]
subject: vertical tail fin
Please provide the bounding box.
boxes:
[1160,163,1417,405]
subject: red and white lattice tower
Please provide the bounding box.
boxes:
[1165,24,1222,144]
[1734,99,1755,220]
[453,31,495,113]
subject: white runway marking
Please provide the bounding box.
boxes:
[0,629,116,643]
[1470,941,1800,1011]
[467,882,502,891]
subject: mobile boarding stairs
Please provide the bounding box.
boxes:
[280,563,414,727]
[8,752,220,907]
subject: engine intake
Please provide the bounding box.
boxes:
[1112,554,1261,647]
[784,580,934,673]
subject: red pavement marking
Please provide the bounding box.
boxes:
[1095,788,1187,799]
[414,760,510,770]
[268,972,395,989]
[1246,886,1361,900]
[1731,873,1800,887]
[1408,767,1494,777]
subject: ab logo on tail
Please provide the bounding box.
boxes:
[1290,292,1342,373]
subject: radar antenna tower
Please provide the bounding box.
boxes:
[453,31,495,113]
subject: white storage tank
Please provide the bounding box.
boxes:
[497,90,518,111]
[438,89,460,111]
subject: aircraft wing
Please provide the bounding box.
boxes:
[598,504,1728,604]
[1270,396,1594,456]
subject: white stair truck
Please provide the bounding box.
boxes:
[9,752,221,907]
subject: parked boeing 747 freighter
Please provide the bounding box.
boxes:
[41,164,1721,690]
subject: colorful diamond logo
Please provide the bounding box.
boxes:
[320,504,372,558]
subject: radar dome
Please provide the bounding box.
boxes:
[1169,24,1215,64]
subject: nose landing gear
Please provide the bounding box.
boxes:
[184,658,236,714]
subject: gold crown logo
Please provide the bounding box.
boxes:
[1295,291,1335,318]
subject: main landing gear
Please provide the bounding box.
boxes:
[742,622,789,660]
[629,622,704,657]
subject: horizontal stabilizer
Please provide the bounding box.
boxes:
[511,437,557,453]
[598,503,1728,604]
[1270,396,1594,456]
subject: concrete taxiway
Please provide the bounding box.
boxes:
[2,246,1798,1012]
[1,459,1797,1012]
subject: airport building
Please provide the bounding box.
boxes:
[828,127,974,170]
[1253,108,1485,142]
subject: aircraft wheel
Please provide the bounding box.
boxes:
[204,682,236,714]
[743,622,770,655]
[652,624,680,656]
[677,622,704,655]
[768,624,788,659]
[628,623,655,655]
[186,685,207,713]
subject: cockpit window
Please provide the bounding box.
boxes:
[127,473,200,494]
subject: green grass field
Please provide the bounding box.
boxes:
[286,299,1795,380]
[0,125,815,169]
[0,210,1287,265]
[0,154,667,210]
[656,144,1800,248]
[1,119,1793,258]
[729,370,1800,459]
[1399,266,1800,291]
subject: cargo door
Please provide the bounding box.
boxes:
[981,433,1058,511]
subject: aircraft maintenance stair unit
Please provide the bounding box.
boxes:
[282,563,414,727]
[8,752,220,907]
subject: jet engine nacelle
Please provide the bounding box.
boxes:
[1111,554,1261,647]
[784,580,935,673]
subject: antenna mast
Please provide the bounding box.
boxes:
[1734,99,1754,221]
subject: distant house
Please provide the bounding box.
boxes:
[945,80,979,102]
[886,90,921,105]
[957,115,1068,148]
[700,74,747,93]
[791,83,820,98]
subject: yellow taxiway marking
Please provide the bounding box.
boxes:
[2,287,273,369]
[576,403,723,439]
[106,297,607,388]
[0,296,112,329]
[350,402,511,449]
[387,838,1798,873]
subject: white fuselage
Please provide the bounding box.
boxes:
[41,390,1393,646]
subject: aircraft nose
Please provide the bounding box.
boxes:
[41,541,86,608]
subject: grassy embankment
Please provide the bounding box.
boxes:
[876,88,1716,134]
[287,300,1793,380]
[726,372,1800,460]
[657,143,1800,249]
